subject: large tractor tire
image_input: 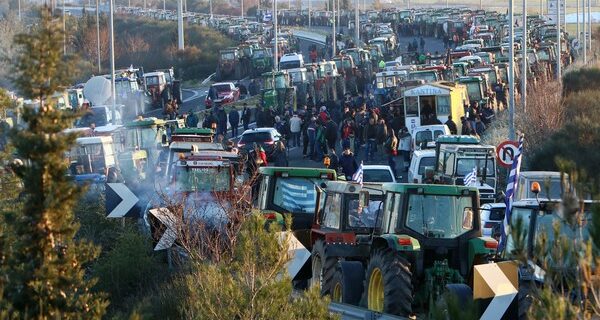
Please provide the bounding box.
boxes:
[363,248,413,317]
[310,240,338,296]
[331,261,365,305]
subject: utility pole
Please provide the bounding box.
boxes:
[96,0,101,73]
[177,0,184,50]
[332,0,336,58]
[241,0,244,18]
[163,0,166,11]
[577,0,580,42]
[355,0,359,45]
[446,0,449,8]
[337,0,340,31]
[508,0,515,140]
[308,0,311,27]
[63,0,66,55]
[143,0,146,10]
[522,0,527,113]
[109,0,117,124]
[583,0,587,63]
[210,0,213,19]
[18,0,21,21]
[557,0,562,78]
[480,0,482,10]
[587,0,591,57]
[274,0,278,71]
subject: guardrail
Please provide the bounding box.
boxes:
[328,302,408,320]
[291,29,327,45]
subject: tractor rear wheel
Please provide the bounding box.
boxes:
[363,248,413,316]
[310,240,338,296]
[332,261,365,305]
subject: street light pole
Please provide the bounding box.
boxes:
[332,0,336,58]
[508,0,515,140]
[210,0,213,19]
[241,0,244,18]
[177,0,184,50]
[583,0,587,63]
[96,0,101,73]
[577,0,580,42]
[522,0,527,113]
[108,0,117,124]
[308,0,311,27]
[557,0,561,78]
[587,0,591,56]
[63,0,66,55]
[274,0,278,71]
[355,0,359,45]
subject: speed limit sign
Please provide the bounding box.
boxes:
[496,141,519,168]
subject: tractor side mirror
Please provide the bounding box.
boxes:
[462,207,474,230]
[359,190,370,208]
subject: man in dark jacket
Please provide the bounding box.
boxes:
[242,104,252,130]
[338,141,358,180]
[229,109,240,138]
[325,118,339,152]
[445,115,458,134]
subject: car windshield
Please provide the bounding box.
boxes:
[418,157,436,175]
[405,193,475,238]
[221,52,235,60]
[456,158,495,176]
[415,131,433,146]
[272,177,321,213]
[348,198,384,228]
[363,169,394,182]
[78,108,108,127]
[240,132,272,144]
[175,166,231,192]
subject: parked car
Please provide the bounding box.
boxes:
[412,124,451,151]
[205,82,240,108]
[361,165,396,183]
[480,202,506,238]
[237,127,282,159]
[407,149,436,183]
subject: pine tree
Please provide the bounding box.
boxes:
[1,8,107,318]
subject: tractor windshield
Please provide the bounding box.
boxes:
[405,193,475,238]
[272,177,320,214]
[174,166,231,192]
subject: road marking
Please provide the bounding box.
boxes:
[182,89,204,103]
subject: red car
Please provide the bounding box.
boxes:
[205,82,240,108]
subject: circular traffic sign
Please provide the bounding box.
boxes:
[496,140,519,168]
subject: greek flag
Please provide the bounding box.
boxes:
[498,135,525,253]
[352,162,364,185]
[463,167,478,186]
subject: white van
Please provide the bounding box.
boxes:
[412,125,451,151]
[407,149,436,184]
[279,53,304,70]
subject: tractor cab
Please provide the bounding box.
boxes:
[121,117,168,179]
[434,135,497,203]
[67,136,116,184]
[452,61,470,78]
[260,71,296,112]
[458,76,488,107]
[144,71,168,109]
[251,46,273,77]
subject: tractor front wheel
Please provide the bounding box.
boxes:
[363,248,413,316]
[310,240,338,296]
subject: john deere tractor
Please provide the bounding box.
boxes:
[250,46,274,77]
[325,183,498,317]
[260,71,296,113]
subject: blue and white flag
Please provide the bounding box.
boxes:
[352,162,364,185]
[498,135,525,253]
[464,167,478,186]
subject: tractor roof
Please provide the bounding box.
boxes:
[173,127,214,136]
[436,135,480,144]
[124,117,166,127]
[382,183,479,195]
[259,167,337,179]
[325,181,384,194]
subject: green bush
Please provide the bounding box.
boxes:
[562,67,600,95]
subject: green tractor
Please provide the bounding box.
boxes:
[250,46,274,77]
[260,71,296,113]
[288,67,316,108]
[324,183,498,317]
[120,117,169,182]
[458,75,490,108]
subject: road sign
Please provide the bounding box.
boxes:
[547,0,565,24]
[105,183,140,218]
[496,141,519,168]
[278,232,311,280]
[149,208,178,251]
[474,261,518,319]
[572,38,581,50]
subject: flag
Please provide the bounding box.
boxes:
[498,135,525,253]
[352,162,364,185]
[463,167,478,186]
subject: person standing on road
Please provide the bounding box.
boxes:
[325,117,339,153]
[289,113,302,148]
[242,104,252,131]
[398,127,411,171]
[301,113,310,158]
[384,128,399,178]
[339,141,358,180]
[445,115,458,135]
[364,117,378,162]
[307,117,317,160]
[185,111,199,128]
[229,108,240,138]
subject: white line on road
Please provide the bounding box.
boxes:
[182,89,205,103]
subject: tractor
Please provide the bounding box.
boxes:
[216,48,242,81]
[260,71,296,113]
[333,55,359,95]
[287,67,315,108]
[342,48,374,84]
[318,183,498,317]
[250,46,274,77]
[310,181,385,297]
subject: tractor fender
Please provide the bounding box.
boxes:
[371,234,421,253]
